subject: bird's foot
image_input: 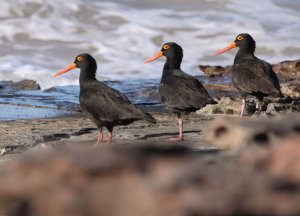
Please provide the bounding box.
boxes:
[168,136,183,142]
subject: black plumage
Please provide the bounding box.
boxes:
[53,53,156,144]
[145,42,216,141]
[215,33,283,116]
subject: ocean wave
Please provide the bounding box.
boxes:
[0,0,299,89]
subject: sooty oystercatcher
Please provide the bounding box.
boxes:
[215,33,283,117]
[52,53,156,145]
[145,42,216,141]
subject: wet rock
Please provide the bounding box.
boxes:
[197,96,256,116]
[137,86,160,101]
[266,101,300,116]
[197,94,299,116]
[0,79,40,90]
[56,101,82,112]
[0,81,14,90]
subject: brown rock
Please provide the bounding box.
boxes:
[281,82,300,98]
[203,83,233,92]
[272,59,300,81]
[265,136,300,183]
[13,79,41,90]
[1,143,300,216]
[198,65,226,77]
[205,114,300,186]
[197,96,256,116]
[205,114,300,150]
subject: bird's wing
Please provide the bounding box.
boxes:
[232,59,281,95]
[159,73,212,111]
[80,82,144,122]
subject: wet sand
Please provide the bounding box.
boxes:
[0,112,217,163]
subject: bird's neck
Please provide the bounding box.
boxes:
[162,57,182,79]
[234,48,255,64]
[79,63,97,83]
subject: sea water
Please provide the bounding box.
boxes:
[0,0,299,120]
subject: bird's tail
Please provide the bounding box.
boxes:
[143,112,156,124]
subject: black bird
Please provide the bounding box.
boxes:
[215,33,283,116]
[145,42,216,141]
[52,53,156,144]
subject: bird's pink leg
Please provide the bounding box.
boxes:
[240,98,246,117]
[106,131,113,144]
[94,128,103,146]
[169,114,183,142]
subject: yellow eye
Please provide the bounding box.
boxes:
[163,44,170,50]
[237,36,244,41]
[77,56,83,61]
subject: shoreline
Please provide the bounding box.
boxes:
[0,58,299,160]
[0,112,216,161]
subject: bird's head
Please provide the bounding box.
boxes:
[215,33,256,55]
[144,42,183,63]
[52,53,96,77]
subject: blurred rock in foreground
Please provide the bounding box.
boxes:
[205,114,300,150]
[1,114,300,216]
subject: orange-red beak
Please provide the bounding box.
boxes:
[52,63,77,77]
[144,51,163,64]
[215,42,237,55]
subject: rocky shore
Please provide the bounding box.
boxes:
[0,59,299,215]
[198,59,300,116]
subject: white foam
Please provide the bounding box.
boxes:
[0,0,299,89]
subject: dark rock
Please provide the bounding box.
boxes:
[0,81,14,89]
[0,79,40,90]
[13,79,41,90]
[266,102,298,116]
[137,86,160,101]
[197,92,299,116]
